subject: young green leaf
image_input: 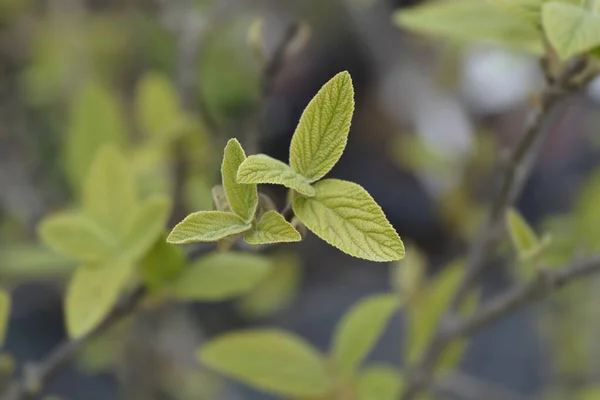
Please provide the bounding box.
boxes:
[212,185,232,212]
[222,139,258,221]
[293,179,405,262]
[331,294,399,378]
[406,261,464,365]
[542,2,600,60]
[135,71,184,140]
[506,208,539,258]
[391,247,425,301]
[237,154,316,196]
[198,329,331,397]
[357,365,404,400]
[38,212,116,262]
[289,71,354,182]
[237,254,302,318]
[83,145,137,233]
[170,252,272,301]
[490,0,544,27]
[122,196,171,261]
[393,0,543,54]
[65,261,135,339]
[244,211,301,245]
[0,290,11,346]
[64,81,127,189]
[140,234,185,293]
[166,211,251,244]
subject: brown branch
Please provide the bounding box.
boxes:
[400,57,593,400]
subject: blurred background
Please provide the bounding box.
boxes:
[3,0,600,399]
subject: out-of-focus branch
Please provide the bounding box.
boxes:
[401,57,596,399]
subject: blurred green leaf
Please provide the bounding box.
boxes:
[575,167,600,252]
[140,234,185,293]
[293,179,405,262]
[64,81,128,189]
[579,387,600,400]
[122,196,171,261]
[0,245,75,279]
[542,2,600,60]
[406,260,464,366]
[222,139,258,222]
[38,212,116,262]
[237,155,316,197]
[198,329,331,397]
[170,252,271,301]
[237,253,302,318]
[167,211,251,244]
[391,246,425,301]
[244,211,301,245]
[331,294,399,378]
[289,71,354,182]
[211,185,233,213]
[135,71,184,141]
[490,0,544,27]
[65,261,135,339]
[0,290,11,347]
[356,365,404,400]
[506,208,539,258]
[393,0,543,54]
[83,145,137,233]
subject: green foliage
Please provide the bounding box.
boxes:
[289,71,355,182]
[169,252,272,301]
[83,145,137,232]
[140,234,185,293]
[198,329,331,398]
[356,365,404,400]
[244,211,301,245]
[506,208,539,260]
[237,154,317,196]
[135,71,185,141]
[406,261,476,374]
[0,290,11,346]
[236,253,302,318]
[0,245,75,280]
[222,139,259,222]
[293,179,405,262]
[168,71,403,260]
[39,213,116,262]
[331,294,399,378]
[391,246,425,301]
[65,260,135,339]
[542,2,600,60]
[490,0,544,27]
[167,211,251,244]
[121,196,171,261]
[393,0,543,53]
[64,81,127,189]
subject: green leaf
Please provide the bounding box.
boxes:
[393,0,543,54]
[506,208,539,258]
[289,71,354,182]
[135,71,184,140]
[198,329,331,397]
[64,81,128,189]
[0,290,11,346]
[490,0,544,27]
[357,365,404,400]
[237,253,302,318]
[38,212,116,262]
[140,233,185,292]
[331,294,399,378]
[542,2,600,60]
[167,211,251,244]
[122,196,171,261]
[237,154,316,196]
[391,246,425,301]
[221,139,258,221]
[83,145,137,233]
[65,261,135,338]
[244,211,301,245]
[293,179,405,262]
[0,245,76,280]
[170,252,272,301]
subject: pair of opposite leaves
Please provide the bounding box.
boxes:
[167,71,405,262]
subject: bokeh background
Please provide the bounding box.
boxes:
[3,0,600,399]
